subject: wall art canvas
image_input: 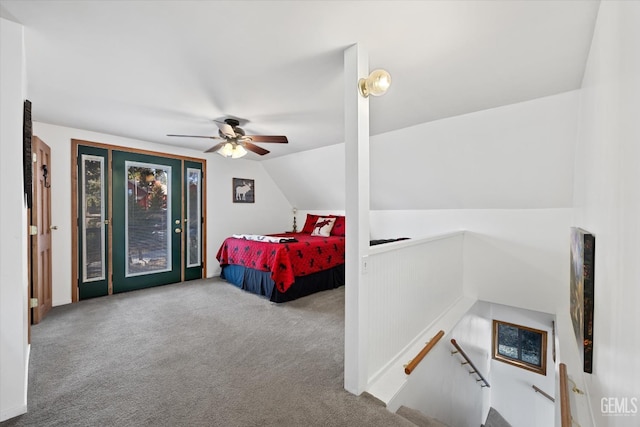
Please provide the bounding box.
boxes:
[569,227,595,373]
[233,178,254,203]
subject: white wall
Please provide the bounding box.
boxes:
[366,233,464,382]
[370,209,571,315]
[0,17,29,422]
[566,2,640,426]
[32,122,292,306]
[266,92,577,317]
[263,143,345,210]
[265,90,579,212]
[265,92,577,317]
[370,91,578,210]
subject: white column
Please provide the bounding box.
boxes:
[0,17,29,421]
[344,43,371,394]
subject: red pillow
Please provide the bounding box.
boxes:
[331,215,345,236]
[301,214,321,233]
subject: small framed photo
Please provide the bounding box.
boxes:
[233,178,254,203]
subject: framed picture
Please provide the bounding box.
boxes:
[570,227,595,373]
[232,178,254,203]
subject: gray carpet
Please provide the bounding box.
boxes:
[2,278,413,427]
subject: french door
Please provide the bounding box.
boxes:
[76,144,204,299]
[112,151,182,293]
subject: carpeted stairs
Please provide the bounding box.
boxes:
[395,405,512,427]
[396,406,450,427]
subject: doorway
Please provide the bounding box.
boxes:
[73,141,205,301]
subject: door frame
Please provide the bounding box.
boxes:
[70,139,207,302]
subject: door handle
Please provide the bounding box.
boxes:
[50,225,58,230]
[174,228,182,234]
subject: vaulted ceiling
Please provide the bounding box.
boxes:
[1,1,599,159]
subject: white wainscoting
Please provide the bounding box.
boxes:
[365,232,465,383]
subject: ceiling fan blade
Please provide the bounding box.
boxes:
[245,135,288,143]
[243,142,270,156]
[204,142,226,153]
[167,134,222,139]
[214,121,236,138]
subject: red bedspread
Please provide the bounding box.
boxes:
[216,233,345,293]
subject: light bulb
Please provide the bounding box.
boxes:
[359,69,392,98]
[231,145,247,159]
[217,142,234,157]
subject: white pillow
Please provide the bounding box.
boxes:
[311,217,336,237]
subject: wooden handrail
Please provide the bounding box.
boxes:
[404,330,445,375]
[450,338,490,388]
[559,363,571,427]
[532,384,555,402]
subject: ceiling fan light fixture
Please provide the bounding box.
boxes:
[359,69,391,98]
[231,144,247,159]
[218,142,234,157]
[217,142,247,159]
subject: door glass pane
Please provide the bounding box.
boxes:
[125,161,171,277]
[186,168,201,268]
[81,155,105,282]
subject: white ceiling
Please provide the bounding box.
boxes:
[1,1,599,159]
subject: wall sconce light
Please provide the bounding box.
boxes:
[217,142,247,159]
[41,164,51,188]
[359,69,391,98]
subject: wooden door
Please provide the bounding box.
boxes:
[31,136,53,324]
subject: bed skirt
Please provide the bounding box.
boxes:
[220,263,345,303]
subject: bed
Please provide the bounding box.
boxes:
[217,213,347,302]
[216,232,345,302]
[216,214,409,302]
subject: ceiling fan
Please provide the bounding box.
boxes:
[167,118,288,158]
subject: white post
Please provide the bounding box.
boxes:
[344,43,370,395]
[0,18,29,421]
